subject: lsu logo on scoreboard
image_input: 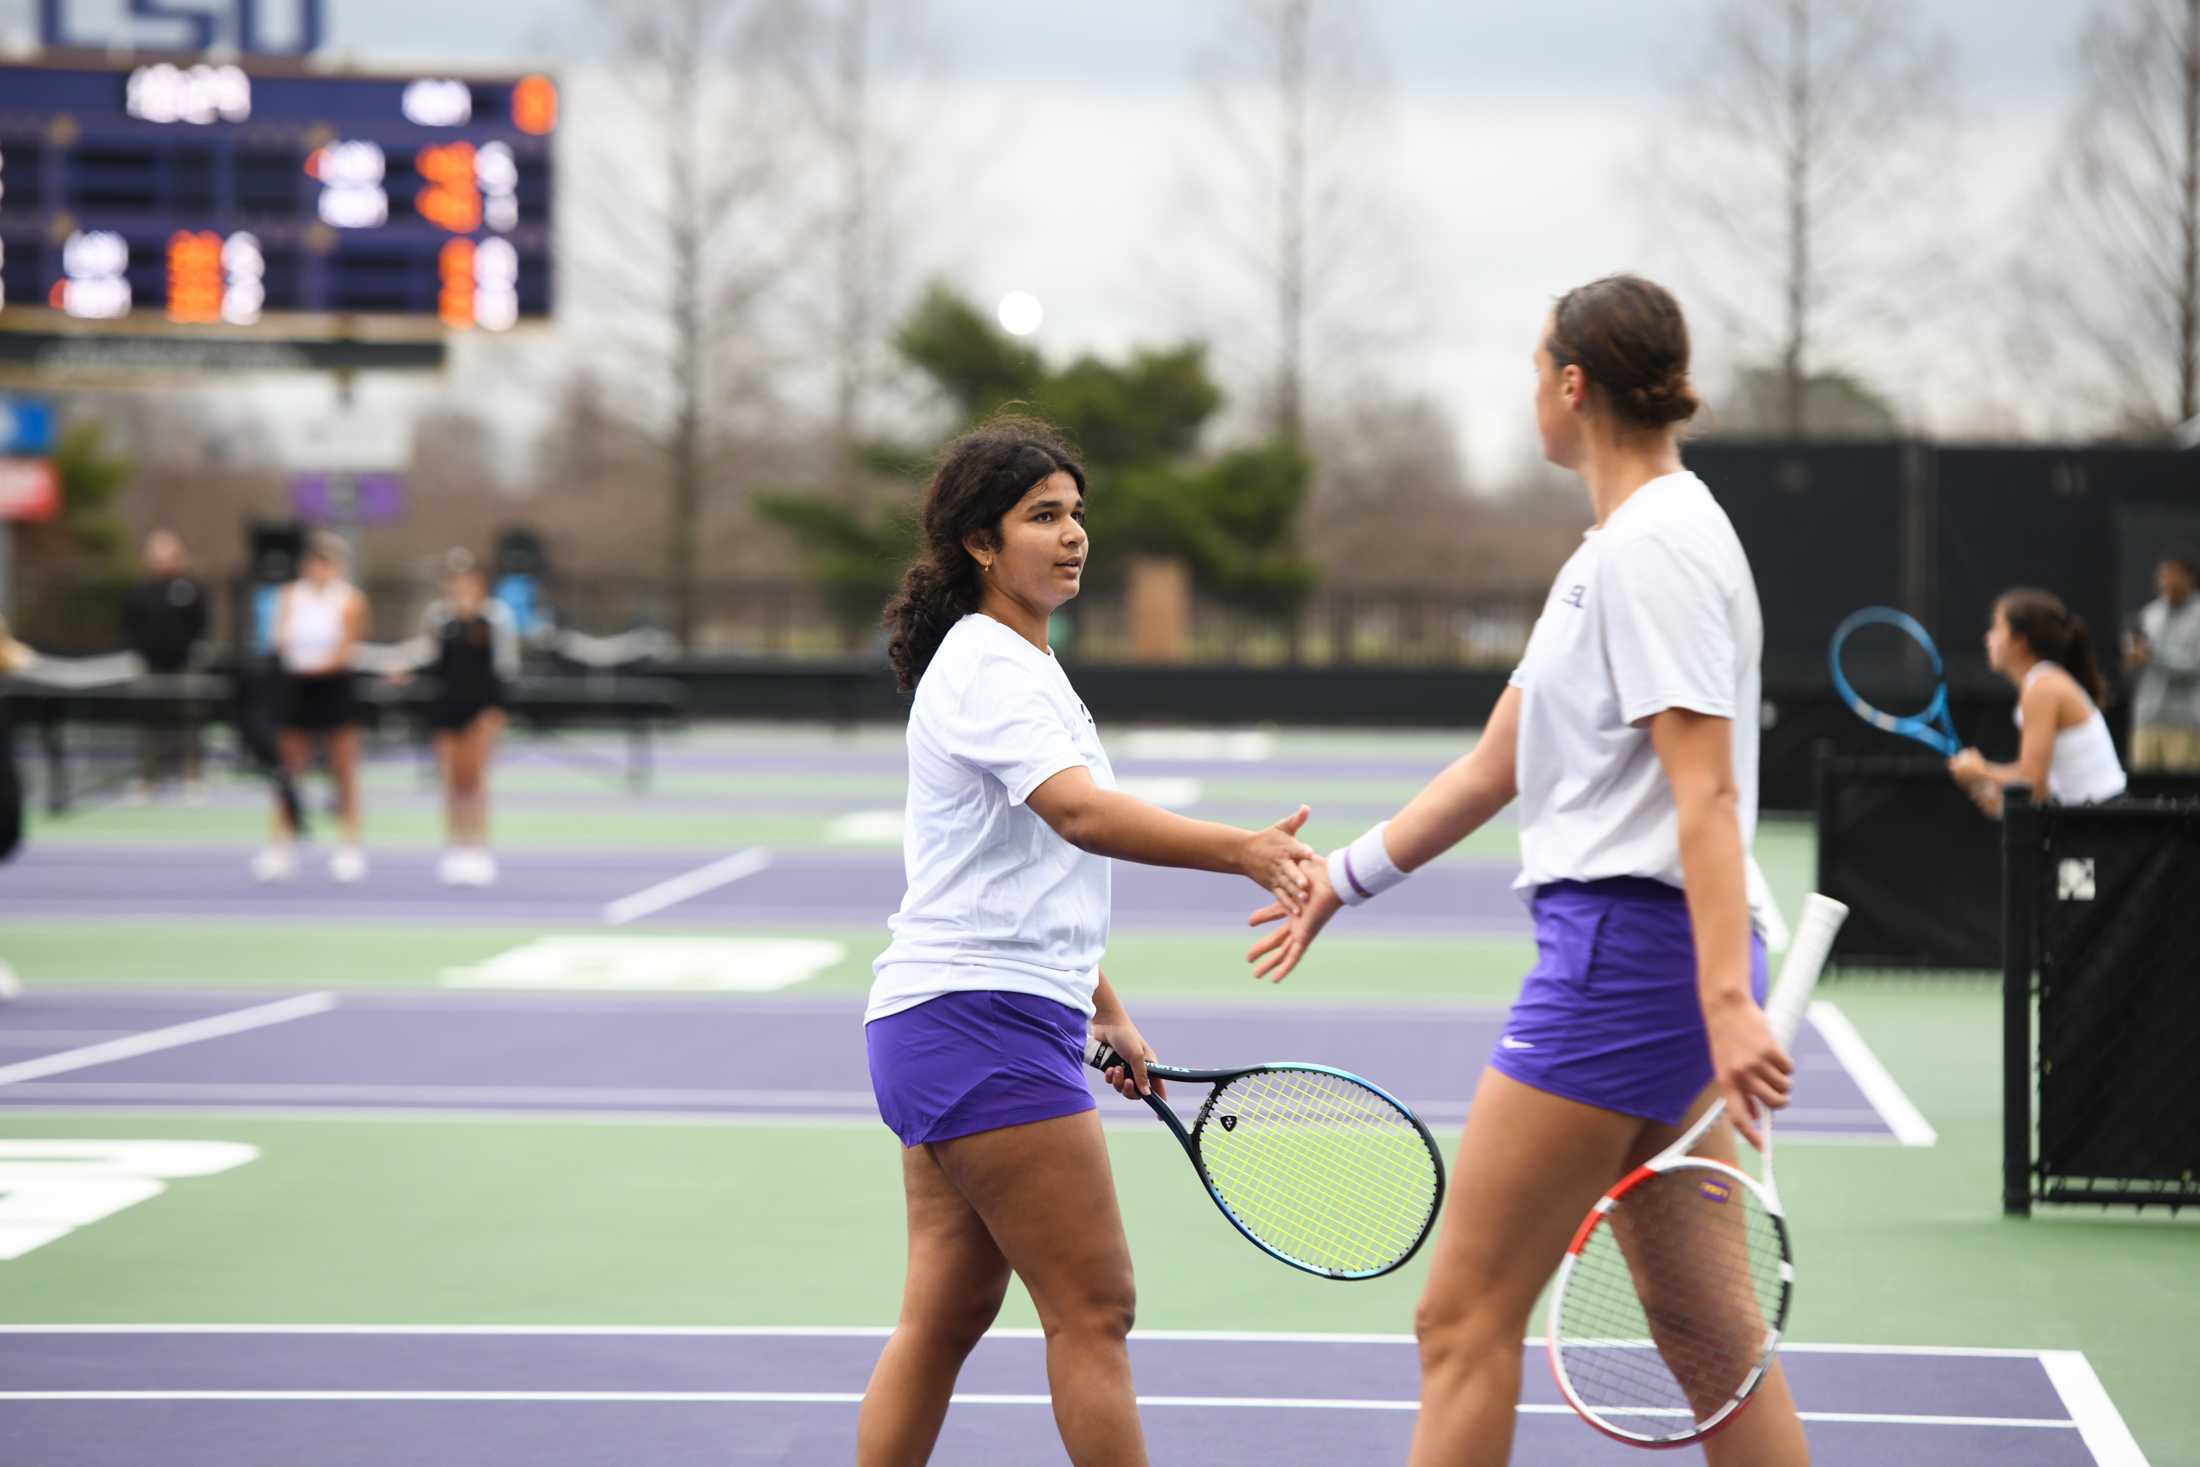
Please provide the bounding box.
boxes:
[39,0,324,54]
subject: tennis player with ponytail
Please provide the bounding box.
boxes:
[1248,277,1810,1465]
[1947,588,2126,813]
[857,417,1317,1467]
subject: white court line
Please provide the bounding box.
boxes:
[0,994,335,1088]
[0,1082,878,1109]
[0,1325,2083,1358]
[0,1104,897,1132]
[601,849,773,926]
[0,1032,140,1047]
[1807,1000,1938,1147]
[1376,1101,1894,1135]
[2041,1350,2153,1466]
[0,1099,1910,1142]
[0,1390,2079,1427]
[0,1086,1894,1135]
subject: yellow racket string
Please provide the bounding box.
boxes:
[1193,1068,1442,1276]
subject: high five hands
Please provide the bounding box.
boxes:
[1245,846,1341,983]
[1241,805,1320,917]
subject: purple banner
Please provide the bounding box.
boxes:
[290,471,404,524]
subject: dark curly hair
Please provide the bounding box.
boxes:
[883,416,1087,693]
[1547,274,1701,429]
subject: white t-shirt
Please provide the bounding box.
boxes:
[278,580,359,674]
[1509,471,1768,922]
[868,614,1116,1022]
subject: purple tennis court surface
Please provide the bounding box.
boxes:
[0,991,1914,1140]
[0,1327,2137,1465]
[0,842,1530,931]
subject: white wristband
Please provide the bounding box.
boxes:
[1328,822,1407,907]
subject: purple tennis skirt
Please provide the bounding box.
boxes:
[865,989,1097,1147]
[1490,876,1769,1126]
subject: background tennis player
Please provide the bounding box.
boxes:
[1948,587,2126,813]
[387,554,522,886]
[260,533,369,884]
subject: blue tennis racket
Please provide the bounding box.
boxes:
[1828,607,1959,755]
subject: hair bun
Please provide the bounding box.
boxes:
[1625,374,1699,426]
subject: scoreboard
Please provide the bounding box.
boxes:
[0,56,556,344]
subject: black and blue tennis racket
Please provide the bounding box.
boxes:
[1086,1038,1445,1280]
[1828,607,1959,755]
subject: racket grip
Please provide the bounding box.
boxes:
[1084,1035,1121,1072]
[1763,893,1849,1048]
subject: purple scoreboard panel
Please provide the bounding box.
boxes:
[0,56,556,340]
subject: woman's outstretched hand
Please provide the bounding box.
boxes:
[1246,854,1342,983]
[1238,805,1317,915]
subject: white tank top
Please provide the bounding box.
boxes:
[2016,666,2127,805]
[281,580,355,674]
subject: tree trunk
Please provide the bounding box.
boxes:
[832,0,871,465]
[2179,0,2199,424]
[1275,0,1309,446]
[1781,0,1813,438]
[667,5,706,645]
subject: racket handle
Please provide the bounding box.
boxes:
[1085,1035,1120,1072]
[1763,894,1849,1049]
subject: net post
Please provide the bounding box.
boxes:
[2002,783,2039,1217]
[1811,739,1834,902]
[38,696,68,816]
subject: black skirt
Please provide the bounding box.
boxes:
[428,689,506,733]
[281,673,357,733]
[0,702,21,862]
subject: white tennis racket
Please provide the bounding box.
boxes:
[1546,892,1849,1448]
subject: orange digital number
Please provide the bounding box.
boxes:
[166,230,223,323]
[438,237,476,328]
[416,142,482,234]
[512,75,557,135]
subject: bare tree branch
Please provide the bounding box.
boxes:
[2019,0,2200,436]
[1649,0,1965,436]
[1169,0,1428,444]
[556,0,815,640]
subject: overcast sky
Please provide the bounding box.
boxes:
[3,0,2073,100]
[0,0,2104,480]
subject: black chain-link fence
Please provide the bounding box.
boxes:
[1817,753,2004,971]
[2004,790,2200,1215]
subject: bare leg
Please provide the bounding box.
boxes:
[459,711,502,846]
[855,1143,1012,1466]
[1641,1091,1810,1467]
[273,730,310,840]
[930,1110,1148,1467]
[433,732,461,848]
[1408,1069,1644,1467]
[327,726,362,845]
